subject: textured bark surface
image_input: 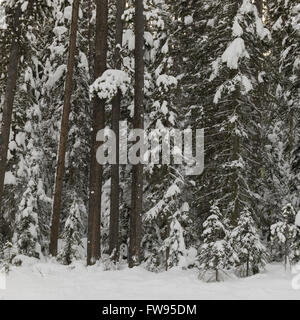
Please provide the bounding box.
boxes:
[87,0,108,265]
[129,0,144,268]
[109,0,126,262]
[255,0,263,16]
[0,6,22,213]
[49,0,80,256]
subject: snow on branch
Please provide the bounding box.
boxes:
[221,38,249,70]
[156,74,177,92]
[90,69,130,102]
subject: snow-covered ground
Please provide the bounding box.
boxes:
[0,259,299,300]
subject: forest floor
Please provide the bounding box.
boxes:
[0,258,299,300]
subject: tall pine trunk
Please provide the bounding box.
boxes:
[255,0,263,16]
[87,0,108,265]
[49,0,80,256]
[0,6,22,213]
[129,0,144,268]
[109,0,126,262]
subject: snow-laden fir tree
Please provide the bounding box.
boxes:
[57,192,84,265]
[168,202,192,270]
[166,0,210,230]
[14,178,40,258]
[143,177,189,271]
[198,204,235,282]
[230,207,268,277]
[271,203,300,268]
[0,0,52,250]
[0,241,15,271]
[165,209,188,270]
[11,12,54,253]
[188,0,271,228]
[266,0,300,217]
[13,133,51,256]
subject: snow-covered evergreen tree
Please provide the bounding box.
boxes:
[14,178,40,258]
[57,193,84,265]
[230,207,268,277]
[266,0,300,218]
[165,213,187,270]
[0,241,15,270]
[0,0,52,252]
[198,204,234,282]
[188,0,271,227]
[271,203,300,268]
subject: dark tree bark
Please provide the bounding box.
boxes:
[87,0,108,266]
[109,0,126,262]
[0,6,22,214]
[129,0,144,268]
[49,0,80,256]
[255,0,263,16]
[85,0,94,78]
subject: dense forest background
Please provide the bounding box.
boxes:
[0,0,299,281]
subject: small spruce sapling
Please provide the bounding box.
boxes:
[14,179,40,258]
[230,207,269,277]
[198,204,233,282]
[271,203,299,269]
[57,196,84,265]
[0,241,15,272]
[166,212,187,270]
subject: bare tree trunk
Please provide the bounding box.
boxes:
[129,0,144,268]
[87,0,108,266]
[255,0,263,16]
[49,0,80,256]
[109,0,126,262]
[86,0,94,78]
[0,6,22,212]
